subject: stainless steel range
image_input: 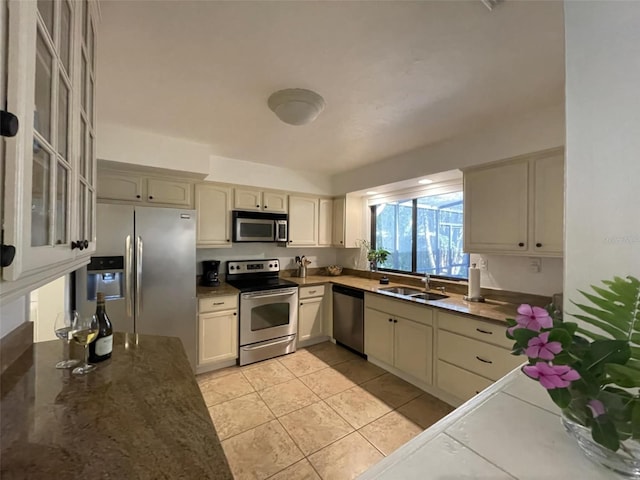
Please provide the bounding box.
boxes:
[225,259,299,366]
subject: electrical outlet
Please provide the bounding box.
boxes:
[478,257,488,270]
[529,257,542,273]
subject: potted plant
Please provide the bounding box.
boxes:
[359,240,390,271]
[506,275,640,476]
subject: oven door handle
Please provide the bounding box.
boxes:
[241,290,297,300]
[242,336,295,351]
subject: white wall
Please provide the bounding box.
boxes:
[0,295,29,339]
[196,245,338,277]
[332,103,565,195]
[564,2,640,301]
[32,275,68,343]
[98,122,333,195]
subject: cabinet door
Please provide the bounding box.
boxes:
[318,198,333,246]
[533,154,564,255]
[199,310,238,365]
[332,197,345,246]
[299,296,324,342]
[288,196,318,246]
[97,173,143,202]
[234,188,262,211]
[3,0,77,281]
[195,184,232,247]
[394,317,433,385]
[464,160,529,253]
[364,307,394,365]
[263,192,288,213]
[147,178,192,206]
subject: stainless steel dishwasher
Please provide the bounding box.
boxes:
[332,285,365,355]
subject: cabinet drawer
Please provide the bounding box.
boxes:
[437,360,493,402]
[299,285,326,299]
[198,295,238,314]
[366,294,433,326]
[438,331,522,381]
[437,311,513,350]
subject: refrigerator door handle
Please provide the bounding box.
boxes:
[136,236,143,317]
[125,235,133,316]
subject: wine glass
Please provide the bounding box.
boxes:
[53,311,81,369]
[71,313,99,375]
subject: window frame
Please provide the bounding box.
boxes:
[369,182,469,281]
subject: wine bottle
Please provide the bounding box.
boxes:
[89,292,113,362]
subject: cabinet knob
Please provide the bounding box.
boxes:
[256,204,260,208]
[136,194,141,199]
[83,239,89,249]
[394,319,398,323]
[518,242,525,247]
[71,241,79,250]
[0,244,16,267]
[73,240,85,251]
[149,196,154,200]
[300,302,304,306]
[226,239,230,242]
[264,205,268,209]
[0,110,19,137]
[233,312,237,316]
[388,318,393,322]
[340,240,343,244]
[536,242,542,248]
[289,240,292,243]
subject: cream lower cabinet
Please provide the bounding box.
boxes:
[198,295,238,368]
[364,294,433,385]
[298,285,328,346]
[436,311,523,402]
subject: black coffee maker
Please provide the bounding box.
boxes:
[200,260,221,287]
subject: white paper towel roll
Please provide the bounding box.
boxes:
[468,266,482,299]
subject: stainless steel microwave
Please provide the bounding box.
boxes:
[232,211,288,243]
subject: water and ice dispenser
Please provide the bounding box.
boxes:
[85,256,125,301]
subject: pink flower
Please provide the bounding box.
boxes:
[525,332,563,360]
[508,304,553,335]
[587,400,606,418]
[522,362,581,389]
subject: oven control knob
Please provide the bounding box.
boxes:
[269,263,273,268]
[229,266,235,270]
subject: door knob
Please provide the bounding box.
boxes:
[0,111,19,137]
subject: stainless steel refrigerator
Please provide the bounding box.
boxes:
[75,205,197,369]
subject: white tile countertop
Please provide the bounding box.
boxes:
[359,368,622,479]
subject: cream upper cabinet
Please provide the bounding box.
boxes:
[98,173,144,202]
[533,153,564,255]
[234,188,288,213]
[288,196,318,246]
[195,184,232,248]
[2,0,98,289]
[146,178,192,206]
[464,148,564,256]
[318,198,333,247]
[332,195,364,247]
[464,160,529,253]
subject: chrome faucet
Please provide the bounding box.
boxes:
[435,286,446,294]
[421,273,430,291]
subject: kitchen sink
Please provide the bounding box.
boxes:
[410,292,449,301]
[378,286,423,296]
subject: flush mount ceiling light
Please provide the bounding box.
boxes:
[418,179,434,185]
[366,191,379,195]
[267,88,325,126]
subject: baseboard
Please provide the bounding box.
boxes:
[297,335,331,349]
[0,321,34,375]
[195,358,237,375]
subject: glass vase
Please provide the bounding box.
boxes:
[562,411,640,478]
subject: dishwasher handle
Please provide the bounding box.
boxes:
[332,285,364,299]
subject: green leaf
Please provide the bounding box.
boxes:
[548,329,572,349]
[512,328,539,348]
[632,401,640,440]
[592,416,621,452]
[548,388,572,408]
[582,340,631,372]
[605,363,640,388]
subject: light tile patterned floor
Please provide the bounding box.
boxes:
[196,342,454,480]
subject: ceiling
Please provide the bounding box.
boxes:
[97,0,564,176]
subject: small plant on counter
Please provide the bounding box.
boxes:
[506,275,640,455]
[358,240,391,270]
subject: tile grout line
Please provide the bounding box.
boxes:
[442,432,519,480]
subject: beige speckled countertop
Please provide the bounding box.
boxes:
[197,275,519,323]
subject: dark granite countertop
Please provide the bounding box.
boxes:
[1,332,233,480]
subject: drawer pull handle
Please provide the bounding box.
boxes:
[213,302,224,305]
[476,356,493,364]
[476,328,493,335]
[475,390,480,394]
[309,290,316,294]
